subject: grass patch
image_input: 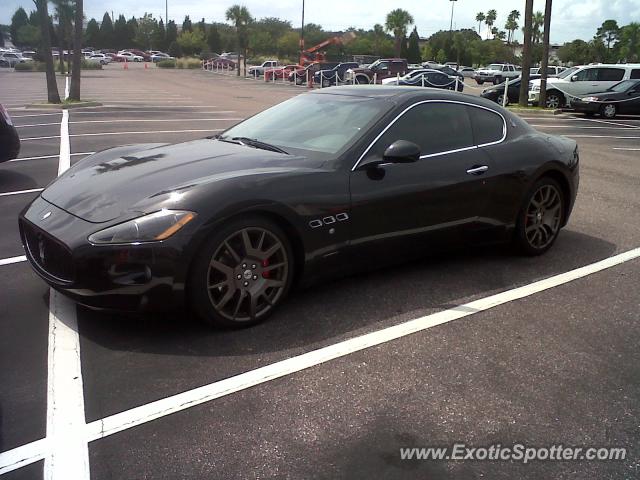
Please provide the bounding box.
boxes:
[14,60,102,72]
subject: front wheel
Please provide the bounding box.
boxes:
[189,217,294,328]
[601,103,617,119]
[514,178,564,256]
[545,91,564,109]
[496,94,509,106]
[493,76,502,85]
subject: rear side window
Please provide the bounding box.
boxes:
[631,69,640,79]
[467,106,505,146]
[575,68,598,81]
[373,102,474,157]
[598,68,625,81]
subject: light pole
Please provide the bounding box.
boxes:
[449,0,458,31]
[299,0,305,65]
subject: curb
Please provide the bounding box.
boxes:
[507,107,564,116]
[27,101,103,110]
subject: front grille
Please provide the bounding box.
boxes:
[21,219,74,282]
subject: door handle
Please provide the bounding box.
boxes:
[466,165,489,175]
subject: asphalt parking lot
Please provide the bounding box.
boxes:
[1,63,639,479]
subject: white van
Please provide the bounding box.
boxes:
[529,64,640,108]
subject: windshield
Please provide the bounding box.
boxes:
[220,94,387,158]
[488,64,504,70]
[610,80,638,92]
[557,67,578,79]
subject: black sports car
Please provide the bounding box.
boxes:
[0,104,20,162]
[570,79,640,119]
[395,70,464,91]
[481,74,542,105]
[19,86,579,327]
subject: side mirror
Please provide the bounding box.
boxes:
[358,140,421,169]
[571,75,579,82]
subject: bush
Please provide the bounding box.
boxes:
[14,60,102,71]
[177,57,202,69]
[81,60,102,70]
[14,62,35,71]
[157,59,177,68]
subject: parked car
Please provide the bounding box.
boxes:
[481,75,542,105]
[570,79,640,118]
[123,49,152,61]
[444,62,459,70]
[531,66,565,76]
[422,61,441,69]
[115,51,144,62]
[19,86,579,328]
[459,66,476,78]
[210,57,236,70]
[151,53,174,63]
[345,58,408,84]
[474,63,520,85]
[0,104,20,162]
[398,70,464,91]
[529,64,640,108]
[314,62,360,87]
[0,52,32,67]
[264,65,303,81]
[288,62,339,85]
[434,65,464,80]
[87,53,112,65]
[248,60,279,77]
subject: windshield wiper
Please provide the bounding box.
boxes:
[231,137,289,155]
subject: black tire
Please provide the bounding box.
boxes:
[493,76,502,85]
[189,216,294,328]
[496,94,509,106]
[600,103,617,119]
[514,177,565,256]
[476,80,484,85]
[545,91,564,109]
[355,75,370,85]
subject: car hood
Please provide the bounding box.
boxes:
[582,90,622,99]
[41,139,322,223]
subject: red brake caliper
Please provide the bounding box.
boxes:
[262,259,270,278]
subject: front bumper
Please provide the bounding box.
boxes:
[528,91,540,105]
[0,123,20,162]
[19,196,191,311]
[569,99,600,114]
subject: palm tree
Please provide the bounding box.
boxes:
[532,11,544,44]
[225,4,252,76]
[385,9,414,58]
[505,10,520,44]
[475,12,485,35]
[69,0,83,101]
[485,9,497,39]
[372,23,386,56]
[33,0,60,103]
[619,22,640,62]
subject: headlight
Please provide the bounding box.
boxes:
[88,210,197,244]
[581,96,599,102]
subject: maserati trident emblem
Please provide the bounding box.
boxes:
[42,211,52,220]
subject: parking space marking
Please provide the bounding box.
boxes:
[11,113,63,119]
[0,255,27,266]
[22,129,223,141]
[613,147,640,151]
[1,246,637,476]
[0,188,44,197]
[568,116,640,129]
[9,152,94,163]
[17,118,242,128]
[0,438,47,475]
[567,135,640,139]
[44,76,90,480]
[529,124,638,130]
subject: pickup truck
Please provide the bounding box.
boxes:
[344,58,408,84]
[473,63,520,85]
[248,60,279,77]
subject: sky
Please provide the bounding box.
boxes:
[2,0,639,45]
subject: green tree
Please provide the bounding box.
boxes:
[0,29,4,48]
[99,12,114,49]
[407,26,421,63]
[385,8,414,58]
[177,29,205,56]
[153,18,166,50]
[597,20,620,51]
[372,23,386,56]
[33,0,60,103]
[135,13,157,50]
[400,34,408,59]
[166,20,178,46]
[475,12,485,36]
[52,0,74,73]
[126,17,138,47]
[436,48,446,64]
[84,18,99,46]
[29,10,39,26]
[196,18,206,33]
[113,15,128,50]
[619,22,640,62]
[10,7,29,47]
[276,30,299,58]
[421,43,433,61]
[207,25,221,53]
[225,5,252,76]
[182,15,193,33]
[485,9,497,38]
[16,24,40,46]
[168,41,182,57]
[557,39,591,64]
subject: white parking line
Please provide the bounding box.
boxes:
[70,110,236,115]
[44,76,89,480]
[22,129,223,141]
[0,255,27,266]
[529,125,638,130]
[2,246,639,475]
[0,188,44,197]
[567,135,640,139]
[9,152,94,163]
[10,113,63,119]
[613,147,640,151]
[569,116,640,129]
[16,118,242,128]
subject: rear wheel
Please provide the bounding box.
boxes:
[496,94,509,106]
[476,80,484,85]
[601,103,617,119]
[545,91,564,109]
[493,76,502,85]
[189,217,294,328]
[514,178,564,256]
[355,75,369,85]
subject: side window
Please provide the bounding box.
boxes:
[467,106,505,146]
[372,103,474,158]
[598,68,624,81]
[575,68,598,81]
[631,69,640,80]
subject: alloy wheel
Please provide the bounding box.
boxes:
[206,227,289,323]
[545,93,561,109]
[602,104,616,119]
[524,184,562,250]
